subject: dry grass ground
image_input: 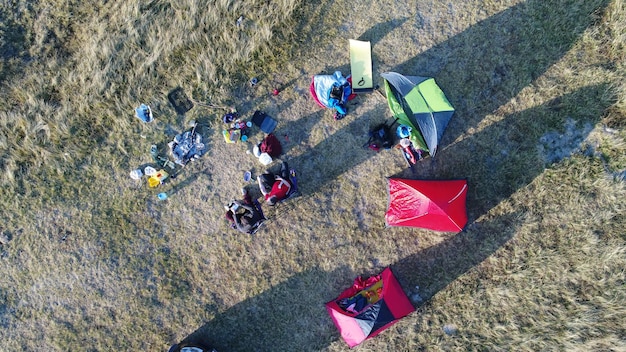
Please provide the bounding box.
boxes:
[0,0,625,351]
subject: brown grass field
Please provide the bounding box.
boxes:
[1,0,625,351]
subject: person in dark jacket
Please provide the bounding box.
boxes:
[225,188,264,234]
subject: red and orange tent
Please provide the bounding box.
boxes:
[325,267,414,348]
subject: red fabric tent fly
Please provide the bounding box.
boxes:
[385,178,468,232]
[325,267,415,348]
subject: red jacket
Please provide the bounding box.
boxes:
[265,177,292,201]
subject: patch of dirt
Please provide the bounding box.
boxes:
[538,117,593,164]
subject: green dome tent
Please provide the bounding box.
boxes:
[381,72,455,157]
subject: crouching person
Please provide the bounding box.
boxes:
[225,188,265,234]
[257,161,297,206]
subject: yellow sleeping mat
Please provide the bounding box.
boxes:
[349,39,374,93]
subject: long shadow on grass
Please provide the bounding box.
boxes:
[228,3,406,119]
[176,265,355,352]
[391,82,612,304]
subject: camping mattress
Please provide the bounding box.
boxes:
[349,39,374,93]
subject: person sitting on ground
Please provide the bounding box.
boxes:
[257,161,294,206]
[225,188,264,233]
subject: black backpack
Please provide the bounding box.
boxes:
[364,122,395,151]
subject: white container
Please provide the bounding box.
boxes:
[130,169,143,180]
[144,166,157,176]
[259,153,272,165]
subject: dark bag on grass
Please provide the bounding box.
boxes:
[252,110,278,134]
[365,123,394,151]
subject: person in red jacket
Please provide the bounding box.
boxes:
[257,161,294,206]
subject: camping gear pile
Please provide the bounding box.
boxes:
[222,112,253,143]
[221,110,280,166]
[253,133,282,166]
[169,121,205,166]
[131,88,213,190]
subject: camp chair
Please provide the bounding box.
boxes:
[285,168,300,199]
[251,110,277,134]
[248,199,267,234]
[271,168,300,204]
[258,164,299,204]
[275,168,300,203]
[349,39,374,93]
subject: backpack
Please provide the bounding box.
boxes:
[251,110,278,134]
[260,133,282,158]
[364,123,394,151]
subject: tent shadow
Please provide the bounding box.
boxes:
[174,265,355,352]
[422,83,608,216]
[226,3,407,116]
[280,110,384,197]
[358,17,408,79]
[392,208,525,302]
[357,18,408,47]
[224,8,407,120]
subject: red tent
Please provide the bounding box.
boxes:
[325,267,415,348]
[385,178,468,232]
